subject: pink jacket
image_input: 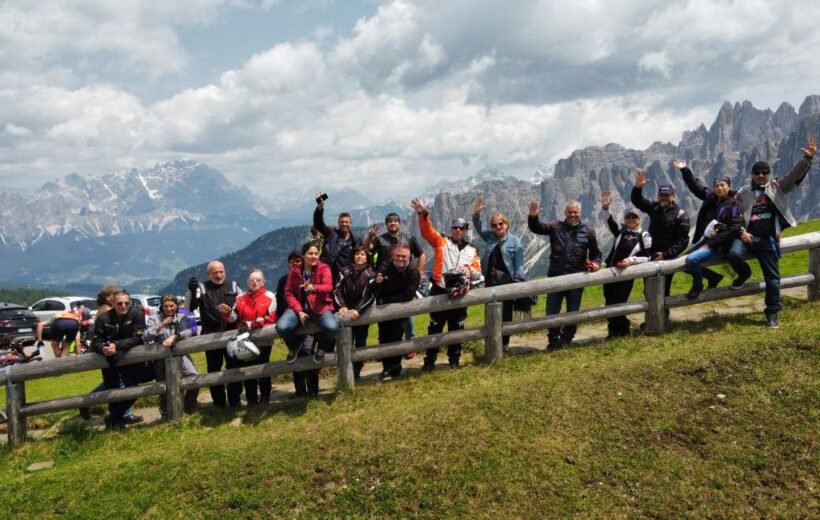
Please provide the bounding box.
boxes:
[284,261,334,315]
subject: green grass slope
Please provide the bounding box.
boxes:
[1,299,817,518]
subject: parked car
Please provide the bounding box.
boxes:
[130,294,162,316]
[30,296,98,322]
[0,302,40,347]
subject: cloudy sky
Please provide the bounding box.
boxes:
[1,0,818,200]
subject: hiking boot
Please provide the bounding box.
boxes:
[123,415,144,425]
[686,284,703,300]
[706,273,724,289]
[730,274,750,290]
[765,315,780,329]
[313,348,325,363]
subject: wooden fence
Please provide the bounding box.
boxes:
[4,231,819,447]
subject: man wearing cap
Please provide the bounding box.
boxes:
[528,200,602,348]
[410,198,482,370]
[599,192,652,337]
[363,212,427,342]
[676,159,733,289]
[631,170,691,297]
[677,174,743,300]
[726,137,816,329]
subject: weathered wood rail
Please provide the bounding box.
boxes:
[4,231,819,447]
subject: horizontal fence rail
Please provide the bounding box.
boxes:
[4,231,819,447]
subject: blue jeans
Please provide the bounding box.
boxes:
[727,236,781,317]
[276,308,339,352]
[546,288,583,344]
[685,246,727,289]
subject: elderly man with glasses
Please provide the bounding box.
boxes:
[411,198,482,371]
[727,137,816,329]
[91,290,146,430]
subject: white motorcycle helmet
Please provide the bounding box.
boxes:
[226,332,260,361]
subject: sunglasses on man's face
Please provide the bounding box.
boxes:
[451,226,466,231]
[753,171,770,176]
[115,302,130,307]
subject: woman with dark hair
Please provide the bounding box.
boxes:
[333,245,376,380]
[276,240,338,398]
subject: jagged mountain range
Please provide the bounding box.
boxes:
[163,95,820,293]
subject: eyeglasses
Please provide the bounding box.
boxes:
[752,171,770,176]
[491,222,505,228]
[248,277,263,283]
[451,226,466,231]
[115,302,130,307]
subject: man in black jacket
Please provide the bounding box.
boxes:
[631,170,691,297]
[91,290,145,429]
[185,260,240,408]
[313,194,362,283]
[373,244,420,380]
[528,200,602,348]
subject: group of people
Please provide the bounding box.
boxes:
[78,137,814,428]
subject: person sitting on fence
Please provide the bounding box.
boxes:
[90,290,146,430]
[276,240,339,398]
[472,195,525,351]
[727,136,816,329]
[528,199,602,348]
[333,245,377,380]
[223,269,277,405]
[373,243,420,380]
[631,171,691,299]
[145,295,199,418]
[599,192,652,338]
[185,260,240,409]
[276,250,317,399]
[680,175,743,300]
[363,211,427,343]
[411,198,482,371]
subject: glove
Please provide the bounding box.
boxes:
[188,277,199,292]
[237,321,250,334]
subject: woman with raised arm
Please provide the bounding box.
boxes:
[472,196,524,350]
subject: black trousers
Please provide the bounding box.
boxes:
[205,348,227,407]
[603,280,636,337]
[425,285,466,364]
[379,318,406,376]
[101,364,138,423]
[293,336,332,396]
[225,344,273,405]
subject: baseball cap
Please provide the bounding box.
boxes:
[657,184,675,195]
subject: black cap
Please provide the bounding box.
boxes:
[751,161,771,175]
[657,184,675,195]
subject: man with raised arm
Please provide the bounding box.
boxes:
[528,200,602,348]
[726,137,816,329]
[313,193,362,283]
[185,260,240,408]
[410,198,482,371]
[631,170,691,298]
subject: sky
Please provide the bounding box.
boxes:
[1,0,818,201]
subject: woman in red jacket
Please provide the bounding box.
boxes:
[224,268,276,405]
[276,240,339,397]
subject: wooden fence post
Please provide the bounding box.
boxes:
[6,370,27,447]
[165,355,184,421]
[336,324,355,391]
[484,301,503,363]
[809,247,820,301]
[644,273,667,334]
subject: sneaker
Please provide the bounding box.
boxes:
[730,274,750,290]
[313,348,325,363]
[378,371,390,381]
[286,344,303,363]
[765,315,780,329]
[123,414,144,425]
[706,273,724,289]
[686,284,703,300]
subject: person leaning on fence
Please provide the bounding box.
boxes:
[185,260,240,409]
[472,195,525,350]
[528,200,602,348]
[276,240,339,398]
[222,269,277,406]
[681,175,743,300]
[363,211,427,343]
[333,245,377,380]
[599,192,652,338]
[631,170,691,298]
[411,198,482,371]
[373,243,420,380]
[727,136,816,330]
[145,295,199,418]
[90,290,146,430]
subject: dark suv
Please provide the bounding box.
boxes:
[0,302,39,347]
